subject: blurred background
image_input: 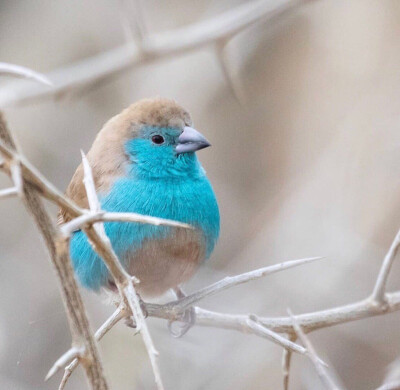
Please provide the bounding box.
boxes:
[1,0,400,389]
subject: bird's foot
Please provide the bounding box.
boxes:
[167,286,196,338]
[124,316,136,328]
[168,306,196,338]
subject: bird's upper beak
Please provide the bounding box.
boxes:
[176,126,211,154]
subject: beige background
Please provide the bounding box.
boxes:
[1,0,400,389]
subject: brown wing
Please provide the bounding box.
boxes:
[57,162,89,224]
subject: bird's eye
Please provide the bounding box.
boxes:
[151,135,164,145]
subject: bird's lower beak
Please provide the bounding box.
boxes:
[176,126,211,154]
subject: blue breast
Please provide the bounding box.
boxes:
[70,156,220,291]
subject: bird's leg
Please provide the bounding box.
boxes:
[167,286,196,338]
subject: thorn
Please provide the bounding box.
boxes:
[45,347,81,382]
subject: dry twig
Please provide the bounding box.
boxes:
[282,334,297,390]
[0,62,53,86]
[288,309,340,390]
[372,228,400,304]
[376,381,400,390]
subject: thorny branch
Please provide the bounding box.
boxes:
[0,103,327,389]
[0,78,108,389]
[2,101,400,390]
[282,333,297,390]
[288,309,340,390]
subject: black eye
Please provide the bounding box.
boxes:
[151,135,164,145]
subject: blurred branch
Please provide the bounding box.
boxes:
[371,228,400,304]
[0,62,53,86]
[376,358,400,390]
[118,0,136,44]
[0,186,18,199]
[0,0,313,107]
[376,382,400,390]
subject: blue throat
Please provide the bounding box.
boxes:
[70,132,220,291]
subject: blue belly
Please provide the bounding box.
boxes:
[70,175,220,291]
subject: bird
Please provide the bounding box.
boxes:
[59,98,220,332]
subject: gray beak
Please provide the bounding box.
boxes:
[176,126,211,154]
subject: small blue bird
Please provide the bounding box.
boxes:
[60,98,220,308]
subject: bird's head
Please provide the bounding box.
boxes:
[92,98,211,180]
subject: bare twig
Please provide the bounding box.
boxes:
[376,381,400,390]
[371,228,400,304]
[0,187,18,199]
[282,334,297,390]
[0,62,53,86]
[0,139,84,217]
[46,346,83,381]
[168,256,324,313]
[60,210,192,236]
[10,159,23,196]
[246,315,312,358]
[288,309,340,390]
[187,292,400,334]
[59,306,127,390]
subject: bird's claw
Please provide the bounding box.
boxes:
[167,306,196,338]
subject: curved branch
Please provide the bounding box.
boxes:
[0,0,312,107]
